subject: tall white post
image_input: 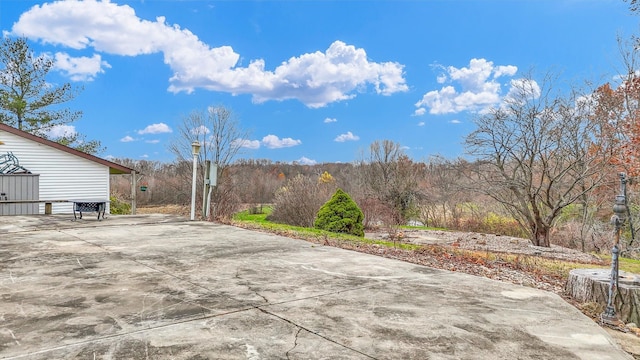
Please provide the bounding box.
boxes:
[130,170,137,215]
[190,141,201,221]
[190,154,197,220]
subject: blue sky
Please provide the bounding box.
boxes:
[0,0,638,164]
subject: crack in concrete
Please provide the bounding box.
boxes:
[9,229,388,359]
[285,327,301,359]
[7,282,381,359]
[257,307,378,360]
[250,286,269,303]
[8,230,381,359]
[235,268,269,304]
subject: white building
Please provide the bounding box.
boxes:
[0,123,135,215]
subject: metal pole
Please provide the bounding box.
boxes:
[130,170,137,215]
[206,185,213,218]
[202,160,211,218]
[602,173,627,324]
[207,164,217,220]
[602,215,621,323]
[190,152,198,221]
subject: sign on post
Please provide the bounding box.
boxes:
[202,162,218,218]
[209,164,218,186]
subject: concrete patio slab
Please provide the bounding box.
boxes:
[0,214,632,359]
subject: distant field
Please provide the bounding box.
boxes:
[137,204,189,216]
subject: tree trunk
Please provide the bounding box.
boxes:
[531,223,550,247]
[566,268,640,324]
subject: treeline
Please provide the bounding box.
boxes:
[110,145,621,254]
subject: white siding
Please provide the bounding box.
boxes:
[0,130,110,214]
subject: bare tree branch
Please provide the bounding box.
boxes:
[464,72,615,247]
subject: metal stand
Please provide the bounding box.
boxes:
[601,173,628,325]
[601,240,620,324]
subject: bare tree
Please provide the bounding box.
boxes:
[168,105,251,220]
[358,140,421,224]
[419,156,468,228]
[465,73,614,247]
[110,159,192,207]
[625,0,640,14]
[169,106,249,167]
[587,35,640,249]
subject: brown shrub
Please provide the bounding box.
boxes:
[356,197,399,230]
[551,220,611,253]
[456,213,527,238]
[267,174,336,227]
[207,172,242,222]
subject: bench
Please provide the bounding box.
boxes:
[70,200,108,221]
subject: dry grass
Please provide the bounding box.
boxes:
[137,204,189,216]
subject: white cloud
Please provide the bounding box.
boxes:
[53,52,110,81]
[140,154,149,158]
[324,117,337,123]
[138,122,172,135]
[417,121,425,126]
[450,119,461,124]
[261,135,302,149]
[145,139,160,144]
[120,135,135,142]
[295,156,317,165]
[10,1,408,107]
[190,125,210,136]
[494,65,518,78]
[415,58,518,115]
[233,138,261,149]
[504,78,541,104]
[334,131,359,142]
[44,124,76,138]
[248,41,408,107]
[34,124,77,140]
[415,86,457,115]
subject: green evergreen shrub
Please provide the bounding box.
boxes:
[109,196,131,215]
[314,189,364,237]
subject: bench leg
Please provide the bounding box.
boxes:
[98,202,106,220]
[45,203,52,215]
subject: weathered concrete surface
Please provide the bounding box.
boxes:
[0,214,632,359]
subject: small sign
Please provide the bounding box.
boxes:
[209,164,218,186]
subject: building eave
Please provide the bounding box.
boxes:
[0,124,135,175]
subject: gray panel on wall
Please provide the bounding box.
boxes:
[0,174,39,215]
